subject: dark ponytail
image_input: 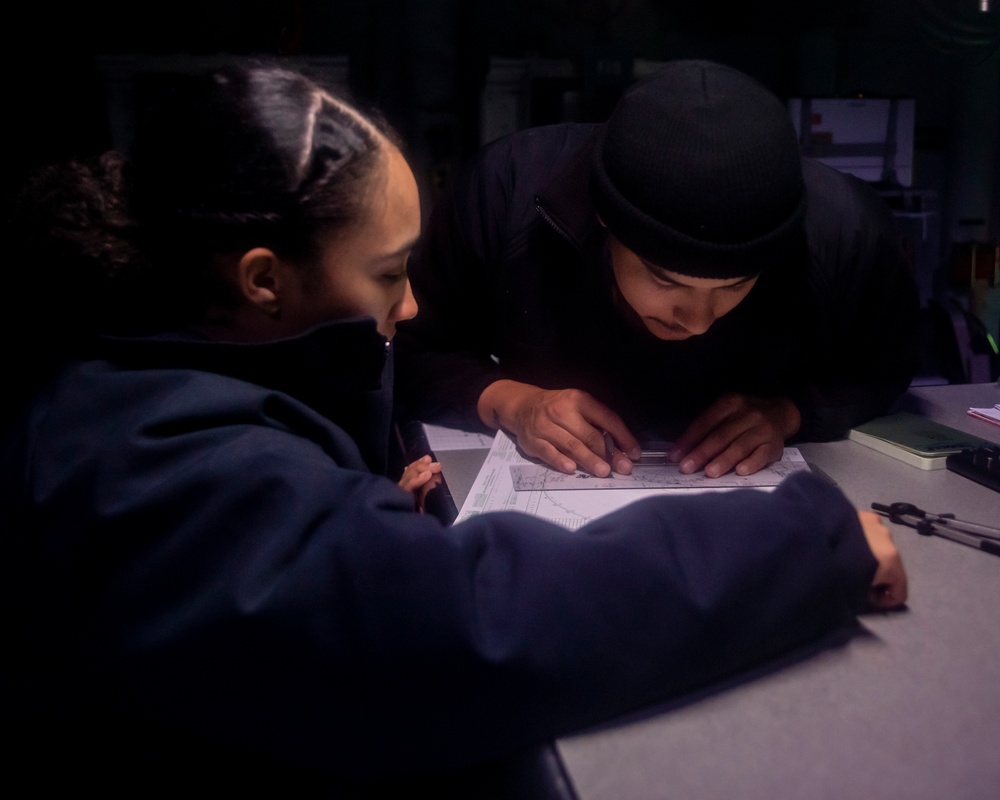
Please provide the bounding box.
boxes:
[4,151,152,427]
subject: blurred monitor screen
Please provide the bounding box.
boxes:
[788,97,915,186]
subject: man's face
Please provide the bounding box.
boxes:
[606,232,758,341]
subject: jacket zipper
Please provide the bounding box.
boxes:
[535,196,579,249]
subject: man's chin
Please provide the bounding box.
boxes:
[645,319,694,340]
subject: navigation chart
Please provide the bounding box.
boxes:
[456,431,811,530]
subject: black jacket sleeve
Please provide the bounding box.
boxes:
[8,398,876,780]
[394,147,512,430]
[792,160,920,440]
[395,125,598,431]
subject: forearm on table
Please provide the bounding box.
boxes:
[791,378,912,442]
[476,379,530,430]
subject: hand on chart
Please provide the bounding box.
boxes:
[857,510,908,610]
[399,454,443,512]
[477,379,641,477]
[668,393,802,478]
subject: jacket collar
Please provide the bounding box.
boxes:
[95,317,390,417]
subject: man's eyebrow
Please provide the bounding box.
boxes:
[641,260,679,281]
[640,259,753,288]
[719,275,756,287]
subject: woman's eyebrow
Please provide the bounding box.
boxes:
[375,234,420,263]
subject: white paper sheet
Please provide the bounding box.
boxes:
[968,405,1000,428]
[422,423,495,451]
[455,430,809,530]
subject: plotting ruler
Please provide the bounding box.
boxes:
[510,455,810,492]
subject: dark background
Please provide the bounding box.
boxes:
[4,0,999,363]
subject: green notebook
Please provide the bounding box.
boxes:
[848,412,990,470]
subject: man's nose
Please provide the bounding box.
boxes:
[676,295,716,335]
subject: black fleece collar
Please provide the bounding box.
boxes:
[95,317,390,416]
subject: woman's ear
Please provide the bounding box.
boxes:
[236,247,284,316]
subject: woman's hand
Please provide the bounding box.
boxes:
[399,455,443,512]
[857,510,908,610]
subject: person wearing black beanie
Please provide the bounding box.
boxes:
[591,60,807,280]
[395,60,919,479]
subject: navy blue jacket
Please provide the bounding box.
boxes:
[1,317,876,793]
[395,124,919,441]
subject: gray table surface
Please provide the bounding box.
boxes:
[437,383,1000,800]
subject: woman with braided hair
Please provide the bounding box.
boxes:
[1,65,904,796]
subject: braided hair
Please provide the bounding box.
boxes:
[130,65,395,323]
[5,66,395,427]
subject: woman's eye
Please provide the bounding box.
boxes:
[381,272,407,284]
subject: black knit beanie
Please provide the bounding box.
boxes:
[591,60,806,279]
